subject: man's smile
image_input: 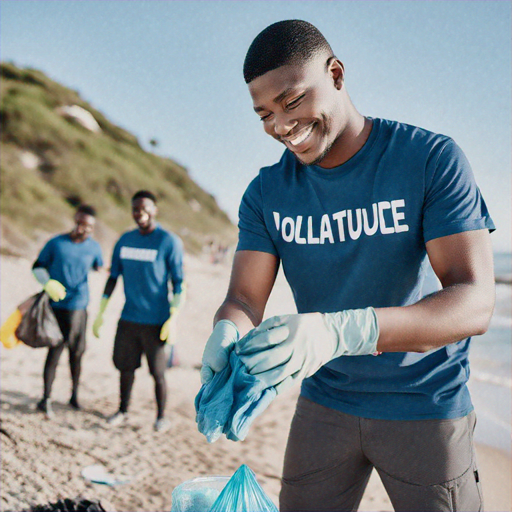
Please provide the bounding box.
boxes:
[137,213,150,225]
[282,122,316,149]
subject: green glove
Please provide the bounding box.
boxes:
[237,308,379,394]
[43,279,66,302]
[160,307,177,342]
[92,297,109,338]
[159,291,184,342]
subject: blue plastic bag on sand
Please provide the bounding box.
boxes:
[208,465,278,512]
[195,352,277,442]
[171,476,229,512]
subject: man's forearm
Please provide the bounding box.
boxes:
[32,266,50,285]
[376,281,495,353]
[102,276,118,298]
[214,296,263,338]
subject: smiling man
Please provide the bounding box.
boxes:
[33,204,103,418]
[200,20,496,511]
[93,190,184,433]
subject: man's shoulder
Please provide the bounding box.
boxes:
[379,117,452,148]
[52,233,70,242]
[116,228,139,243]
[246,150,297,193]
[155,226,183,248]
[44,233,70,248]
[86,237,103,252]
[259,149,296,177]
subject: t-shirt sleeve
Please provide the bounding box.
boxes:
[166,235,184,295]
[236,175,279,256]
[110,239,123,279]
[34,238,54,268]
[92,241,104,270]
[422,138,495,243]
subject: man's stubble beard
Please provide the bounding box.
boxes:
[293,114,343,167]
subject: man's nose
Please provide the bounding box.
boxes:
[274,113,297,137]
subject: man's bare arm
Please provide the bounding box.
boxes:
[214,250,280,337]
[376,229,495,353]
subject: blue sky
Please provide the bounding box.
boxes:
[1,0,510,251]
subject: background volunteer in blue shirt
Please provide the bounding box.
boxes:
[33,204,103,419]
[200,20,496,512]
[93,190,184,433]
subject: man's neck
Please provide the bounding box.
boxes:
[69,231,86,243]
[138,223,157,235]
[319,112,373,169]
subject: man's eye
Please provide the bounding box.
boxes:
[260,113,272,122]
[286,94,305,109]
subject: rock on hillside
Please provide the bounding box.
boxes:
[0,62,236,257]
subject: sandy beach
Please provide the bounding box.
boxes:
[1,253,510,512]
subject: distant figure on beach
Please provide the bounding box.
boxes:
[200,20,496,511]
[33,205,103,418]
[93,190,184,433]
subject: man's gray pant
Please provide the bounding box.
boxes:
[280,396,483,512]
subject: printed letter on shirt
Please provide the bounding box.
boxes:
[320,214,335,244]
[120,247,158,262]
[363,204,379,236]
[282,217,295,243]
[307,216,320,244]
[347,209,363,241]
[273,211,280,232]
[295,216,307,244]
[391,199,409,233]
[332,210,347,242]
[378,201,395,235]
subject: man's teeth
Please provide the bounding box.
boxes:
[288,125,314,146]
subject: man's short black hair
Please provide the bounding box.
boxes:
[76,204,96,217]
[132,190,157,204]
[243,20,334,84]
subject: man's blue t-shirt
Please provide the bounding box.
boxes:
[36,234,104,311]
[237,118,495,421]
[110,225,184,326]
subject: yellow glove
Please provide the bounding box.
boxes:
[160,289,185,342]
[43,279,66,302]
[93,297,109,338]
[160,307,178,342]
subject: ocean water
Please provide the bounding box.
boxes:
[422,253,511,452]
[494,251,512,280]
[469,252,511,453]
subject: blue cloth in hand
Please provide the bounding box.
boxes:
[195,352,277,442]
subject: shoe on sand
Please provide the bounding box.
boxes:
[154,417,171,433]
[37,398,55,420]
[107,411,127,427]
[69,395,81,410]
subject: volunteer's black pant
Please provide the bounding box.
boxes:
[43,307,87,401]
[113,319,167,419]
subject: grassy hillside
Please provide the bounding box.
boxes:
[0,62,236,257]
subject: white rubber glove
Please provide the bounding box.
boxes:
[236,308,379,394]
[200,319,239,384]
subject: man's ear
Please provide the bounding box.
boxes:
[328,57,345,90]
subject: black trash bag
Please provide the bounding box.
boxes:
[15,292,63,348]
[30,498,107,511]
